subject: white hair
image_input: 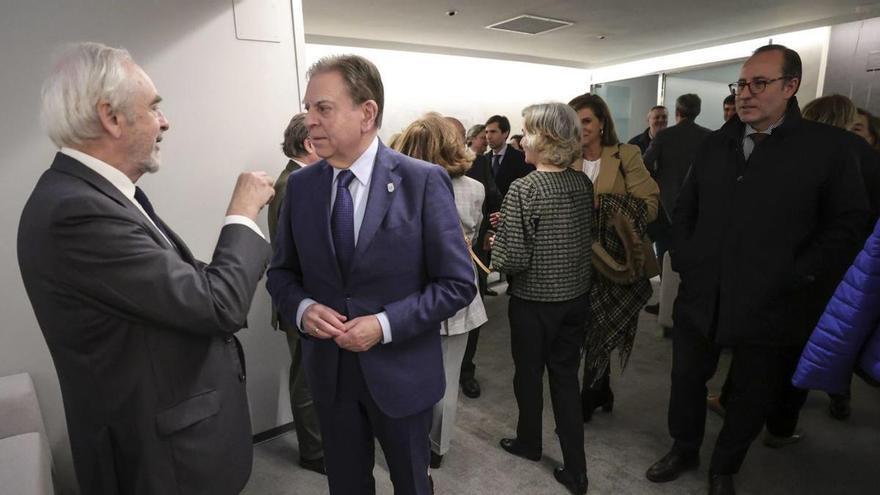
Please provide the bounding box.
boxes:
[40,42,135,148]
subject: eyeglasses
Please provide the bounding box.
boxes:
[728,76,792,96]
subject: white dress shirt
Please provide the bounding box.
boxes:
[742,116,785,160]
[295,137,394,344]
[60,148,265,244]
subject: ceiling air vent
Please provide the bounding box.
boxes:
[486,15,573,36]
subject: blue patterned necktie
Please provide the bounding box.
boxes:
[331,170,356,278]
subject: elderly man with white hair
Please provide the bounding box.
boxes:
[17,42,275,495]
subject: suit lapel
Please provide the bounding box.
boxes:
[351,144,400,274]
[51,153,178,253]
[596,145,621,195]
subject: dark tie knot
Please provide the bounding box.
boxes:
[749,132,768,145]
[337,170,355,188]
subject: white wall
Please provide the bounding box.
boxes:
[305,43,591,140]
[0,1,304,492]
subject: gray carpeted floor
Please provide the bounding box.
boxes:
[243,282,880,495]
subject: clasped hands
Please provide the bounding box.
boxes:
[301,303,382,352]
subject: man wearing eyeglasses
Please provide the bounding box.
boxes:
[646,44,868,495]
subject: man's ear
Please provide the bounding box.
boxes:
[361,100,379,132]
[784,77,800,98]
[97,101,124,139]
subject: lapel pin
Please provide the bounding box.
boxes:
[387,182,395,193]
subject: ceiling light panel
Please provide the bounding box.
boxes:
[486,15,573,36]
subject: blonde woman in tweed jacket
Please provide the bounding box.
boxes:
[392,113,488,468]
[492,103,593,495]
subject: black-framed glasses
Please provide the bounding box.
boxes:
[728,76,792,95]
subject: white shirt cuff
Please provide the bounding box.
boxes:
[296,299,390,343]
[296,298,317,333]
[376,311,392,344]
[224,215,265,240]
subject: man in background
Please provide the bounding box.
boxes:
[642,93,711,274]
[723,94,737,122]
[629,105,669,154]
[268,112,325,475]
[485,114,534,197]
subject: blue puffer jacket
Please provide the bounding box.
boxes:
[793,219,880,393]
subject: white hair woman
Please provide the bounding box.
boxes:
[492,102,593,494]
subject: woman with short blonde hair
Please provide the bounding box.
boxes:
[492,102,593,494]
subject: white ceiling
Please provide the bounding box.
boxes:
[302,0,880,67]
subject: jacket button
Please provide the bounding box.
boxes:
[736,176,743,182]
[225,336,233,343]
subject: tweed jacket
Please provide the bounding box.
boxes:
[440,175,488,336]
[492,168,593,301]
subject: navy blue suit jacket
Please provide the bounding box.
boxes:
[266,141,476,418]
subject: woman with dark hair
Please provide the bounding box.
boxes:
[392,113,487,468]
[567,92,660,422]
[493,102,593,494]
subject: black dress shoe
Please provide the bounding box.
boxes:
[644,303,660,315]
[461,377,481,398]
[708,473,735,495]
[499,438,541,461]
[299,456,326,475]
[430,451,443,469]
[553,467,588,495]
[484,288,499,296]
[646,450,699,482]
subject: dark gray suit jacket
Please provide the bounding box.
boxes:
[17,152,271,495]
[642,119,711,219]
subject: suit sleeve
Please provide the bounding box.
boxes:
[622,146,660,222]
[265,178,312,332]
[53,198,271,336]
[642,133,661,177]
[793,140,869,284]
[382,167,478,344]
[267,171,289,243]
[671,147,702,273]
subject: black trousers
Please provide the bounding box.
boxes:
[509,293,589,474]
[668,325,806,474]
[317,350,432,495]
[460,326,480,383]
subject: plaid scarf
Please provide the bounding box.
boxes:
[584,194,653,384]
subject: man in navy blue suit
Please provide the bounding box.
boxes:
[266,55,476,495]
